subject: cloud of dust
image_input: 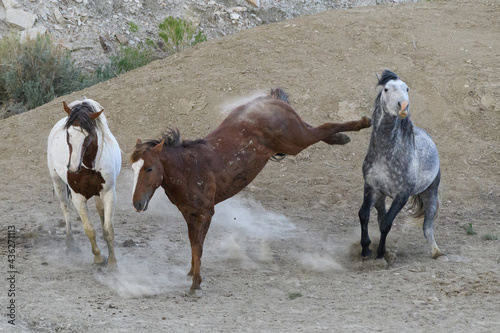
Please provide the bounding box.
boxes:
[95,254,188,298]
[219,90,268,116]
[208,196,296,264]
[297,252,345,272]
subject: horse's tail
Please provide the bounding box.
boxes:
[268,88,289,161]
[270,88,290,105]
[408,186,441,220]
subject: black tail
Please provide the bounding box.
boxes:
[270,88,290,105]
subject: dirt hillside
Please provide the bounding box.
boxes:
[1,1,499,332]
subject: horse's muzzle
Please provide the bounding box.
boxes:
[67,165,81,174]
[133,198,149,212]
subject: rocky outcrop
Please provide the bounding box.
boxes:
[0,0,412,71]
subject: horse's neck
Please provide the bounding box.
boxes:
[158,146,190,179]
[371,111,414,152]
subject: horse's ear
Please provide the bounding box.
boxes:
[152,140,165,155]
[136,138,142,145]
[89,109,103,120]
[63,101,71,115]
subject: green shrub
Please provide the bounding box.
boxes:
[463,223,477,235]
[128,21,139,33]
[157,16,206,54]
[109,45,155,75]
[0,33,87,110]
[482,233,498,241]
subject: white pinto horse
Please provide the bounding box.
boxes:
[47,99,121,268]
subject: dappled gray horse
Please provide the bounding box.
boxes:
[358,70,447,261]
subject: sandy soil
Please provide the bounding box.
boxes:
[1,1,499,332]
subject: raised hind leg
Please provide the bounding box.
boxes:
[184,208,214,292]
[358,184,374,258]
[376,193,409,259]
[274,117,371,155]
[96,192,118,269]
[51,176,77,253]
[419,172,447,260]
[71,193,105,265]
[320,117,371,145]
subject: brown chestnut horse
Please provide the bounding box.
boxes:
[130,88,371,292]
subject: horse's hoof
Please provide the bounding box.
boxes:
[93,255,107,266]
[435,254,449,262]
[362,116,372,128]
[361,248,372,259]
[189,284,202,295]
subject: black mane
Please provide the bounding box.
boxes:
[270,87,290,105]
[64,102,98,135]
[130,129,206,163]
[377,70,399,87]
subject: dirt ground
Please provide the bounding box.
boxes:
[1,1,499,332]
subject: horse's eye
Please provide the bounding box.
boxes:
[407,87,410,92]
[384,88,388,93]
[145,167,153,173]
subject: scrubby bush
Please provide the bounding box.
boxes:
[0,33,88,111]
[109,45,155,75]
[0,15,206,116]
[157,16,206,54]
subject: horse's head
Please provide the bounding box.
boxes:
[377,70,410,119]
[63,101,102,174]
[131,139,165,212]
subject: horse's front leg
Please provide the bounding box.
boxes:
[52,177,77,253]
[358,184,374,258]
[99,190,117,270]
[376,193,408,259]
[72,193,105,265]
[185,210,213,292]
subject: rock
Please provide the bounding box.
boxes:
[247,0,260,7]
[3,8,37,30]
[115,33,128,45]
[230,7,248,12]
[53,8,72,25]
[2,0,19,10]
[99,35,113,53]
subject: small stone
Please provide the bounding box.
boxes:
[115,33,128,45]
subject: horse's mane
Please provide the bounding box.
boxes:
[270,87,290,105]
[130,129,206,163]
[64,101,98,135]
[65,99,120,151]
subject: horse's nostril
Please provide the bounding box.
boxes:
[134,202,142,211]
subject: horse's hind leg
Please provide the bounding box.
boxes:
[275,116,371,155]
[419,174,447,260]
[72,193,105,265]
[51,177,77,253]
[358,185,374,258]
[320,117,371,145]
